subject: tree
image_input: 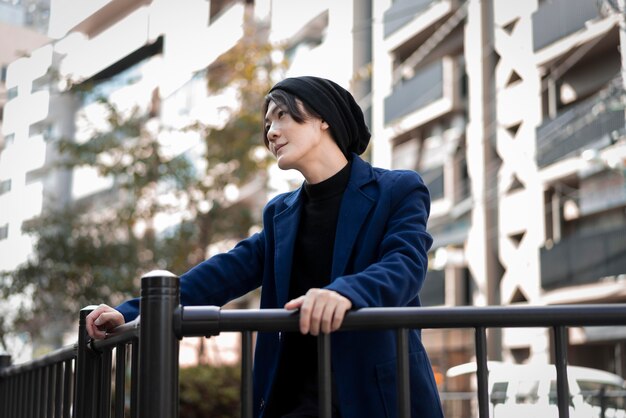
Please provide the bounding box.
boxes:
[0,14,284,355]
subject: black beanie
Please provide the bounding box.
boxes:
[269,76,371,157]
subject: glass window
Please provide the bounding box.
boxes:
[578,381,626,410]
[516,380,540,404]
[491,381,508,405]
[0,179,10,196]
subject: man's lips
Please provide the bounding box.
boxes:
[274,143,286,154]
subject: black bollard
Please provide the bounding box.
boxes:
[138,270,180,418]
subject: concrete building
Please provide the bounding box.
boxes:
[370,1,626,407]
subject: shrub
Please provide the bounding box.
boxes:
[179,364,241,417]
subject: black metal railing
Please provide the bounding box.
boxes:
[536,77,624,168]
[383,0,435,37]
[2,270,626,418]
[384,59,444,124]
[541,224,626,290]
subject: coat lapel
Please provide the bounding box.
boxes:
[331,157,376,278]
[273,189,302,306]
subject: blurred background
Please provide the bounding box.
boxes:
[1,0,626,416]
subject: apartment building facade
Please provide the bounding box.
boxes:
[371,0,626,397]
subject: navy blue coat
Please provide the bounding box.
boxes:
[117,155,443,418]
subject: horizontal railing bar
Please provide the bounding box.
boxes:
[175,304,626,336]
[0,345,76,377]
[90,322,139,351]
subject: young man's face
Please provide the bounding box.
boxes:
[264,100,329,172]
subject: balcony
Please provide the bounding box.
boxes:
[532,0,601,52]
[541,224,626,290]
[383,0,434,38]
[536,79,624,168]
[385,59,444,124]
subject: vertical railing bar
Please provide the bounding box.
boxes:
[14,374,19,418]
[100,348,113,418]
[0,374,3,416]
[75,307,99,418]
[55,362,64,418]
[114,344,126,418]
[2,374,8,418]
[21,372,32,418]
[554,325,570,418]
[317,332,332,418]
[22,372,27,418]
[7,373,16,417]
[3,372,10,418]
[47,365,55,418]
[0,367,4,418]
[7,375,11,418]
[396,328,410,418]
[130,338,139,418]
[475,326,489,418]
[40,367,46,418]
[1,373,7,418]
[27,369,34,418]
[15,373,20,418]
[13,374,18,418]
[34,368,42,418]
[63,359,73,418]
[241,331,253,418]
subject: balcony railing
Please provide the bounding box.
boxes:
[532,0,601,52]
[3,271,626,418]
[541,224,626,290]
[383,0,435,37]
[536,78,624,168]
[385,59,444,124]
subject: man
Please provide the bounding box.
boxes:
[87,76,443,418]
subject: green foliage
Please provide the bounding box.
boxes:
[179,364,241,418]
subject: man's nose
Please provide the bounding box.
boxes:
[267,124,280,141]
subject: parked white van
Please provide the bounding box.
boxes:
[447,361,626,418]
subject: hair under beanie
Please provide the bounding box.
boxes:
[269,76,371,157]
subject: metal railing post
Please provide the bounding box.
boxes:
[317,333,332,418]
[554,326,570,418]
[396,328,410,418]
[138,270,180,418]
[75,306,99,418]
[475,327,489,418]
[0,354,11,417]
[241,331,253,418]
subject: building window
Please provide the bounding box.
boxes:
[7,87,17,100]
[0,65,7,83]
[0,224,8,240]
[0,179,10,196]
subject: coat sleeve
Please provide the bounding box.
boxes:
[116,231,265,323]
[325,171,433,308]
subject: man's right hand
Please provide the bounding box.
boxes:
[86,304,125,340]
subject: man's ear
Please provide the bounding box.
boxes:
[321,120,329,130]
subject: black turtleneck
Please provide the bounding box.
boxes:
[289,160,352,299]
[267,160,352,418]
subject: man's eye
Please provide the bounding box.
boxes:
[277,110,285,118]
